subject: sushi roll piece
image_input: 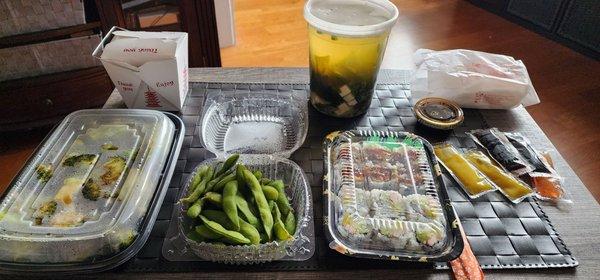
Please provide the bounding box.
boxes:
[391,145,412,166]
[362,142,392,163]
[403,226,422,251]
[371,189,410,220]
[406,147,422,162]
[338,184,359,206]
[333,162,354,192]
[364,163,396,189]
[406,194,445,224]
[415,224,445,250]
[376,222,410,249]
[396,160,426,188]
[350,142,364,163]
[355,188,372,217]
[337,212,372,240]
[352,164,366,188]
[338,186,371,217]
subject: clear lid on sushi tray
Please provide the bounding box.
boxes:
[200,89,309,159]
[163,89,314,264]
[323,130,463,261]
[0,109,183,273]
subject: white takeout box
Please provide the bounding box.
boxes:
[93,26,189,111]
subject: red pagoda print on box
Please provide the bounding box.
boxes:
[144,86,161,107]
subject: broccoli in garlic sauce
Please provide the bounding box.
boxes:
[101,143,119,150]
[33,200,57,225]
[101,156,126,185]
[63,154,98,167]
[35,164,53,182]
[82,178,102,201]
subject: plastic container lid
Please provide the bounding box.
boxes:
[414,98,464,130]
[304,0,399,36]
[0,109,183,273]
[323,130,463,261]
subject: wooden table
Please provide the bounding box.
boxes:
[99,67,600,279]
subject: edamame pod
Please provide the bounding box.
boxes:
[236,164,247,190]
[259,178,272,185]
[187,198,205,218]
[223,180,240,230]
[284,211,296,235]
[261,185,279,201]
[238,218,261,244]
[216,154,240,177]
[212,173,236,193]
[181,166,214,204]
[243,169,273,240]
[199,215,250,244]
[189,165,209,194]
[195,224,221,240]
[235,194,261,229]
[269,201,292,241]
[201,210,236,230]
[204,169,234,194]
[270,180,292,217]
[252,170,263,180]
[204,192,222,206]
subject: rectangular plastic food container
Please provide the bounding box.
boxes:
[0,109,184,274]
[323,130,463,262]
[164,90,315,264]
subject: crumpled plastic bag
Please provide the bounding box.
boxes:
[410,49,540,109]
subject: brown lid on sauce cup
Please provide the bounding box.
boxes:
[414,98,464,130]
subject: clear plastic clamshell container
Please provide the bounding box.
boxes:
[201,90,308,159]
[0,109,183,273]
[170,90,314,264]
[323,130,463,262]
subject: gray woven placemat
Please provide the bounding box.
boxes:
[118,82,576,272]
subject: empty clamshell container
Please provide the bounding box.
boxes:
[201,90,308,159]
[170,90,315,264]
[0,109,184,273]
[323,130,463,262]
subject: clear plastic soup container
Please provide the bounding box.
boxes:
[304,0,399,118]
[0,109,184,273]
[173,90,314,264]
[323,130,463,261]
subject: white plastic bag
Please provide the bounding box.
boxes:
[411,49,540,109]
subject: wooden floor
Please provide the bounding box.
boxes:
[0,0,599,201]
[222,0,600,201]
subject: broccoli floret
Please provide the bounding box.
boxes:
[35,164,53,182]
[33,200,57,225]
[101,143,119,150]
[115,229,137,250]
[100,156,126,185]
[81,178,101,201]
[63,154,97,166]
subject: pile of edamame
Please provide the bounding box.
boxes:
[182,154,296,245]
